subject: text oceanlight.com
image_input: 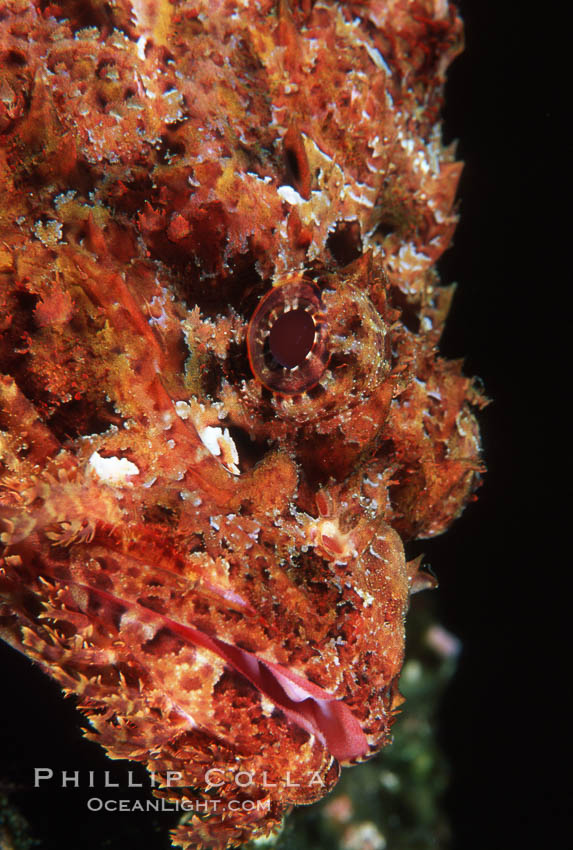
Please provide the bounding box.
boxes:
[87,797,271,813]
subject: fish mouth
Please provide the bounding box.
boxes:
[166,619,370,763]
[85,583,370,764]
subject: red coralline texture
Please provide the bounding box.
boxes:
[0,1,485,847]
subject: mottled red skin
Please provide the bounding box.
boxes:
[0,1,484,847]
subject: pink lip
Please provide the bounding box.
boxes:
[161,614,369,763]
[86,583,369,763]
[188,631,369,763]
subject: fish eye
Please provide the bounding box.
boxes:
[246,278,329,395]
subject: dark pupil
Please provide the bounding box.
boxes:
[268,308,315,369]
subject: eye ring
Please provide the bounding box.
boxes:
[247,277,329,395]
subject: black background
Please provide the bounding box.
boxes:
[430,0,563,846]
[1,1,562,848]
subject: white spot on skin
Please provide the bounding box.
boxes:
[200,426,224,456]
[198,426,240,475]
[175,400,191,419]
[413,149,430,175]
[260,695,275,717]
[421,316,433,332]
[345,188,375,208]
[363,42,391,75]
[136,35,147,60]
[393,242,431,276]
[400,137,415,155]
[246,172,272,184]
[354,585,375,607]
[89,452,139,485]
[277,185,306,205]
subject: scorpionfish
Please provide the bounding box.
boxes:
[0,0,483,847]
